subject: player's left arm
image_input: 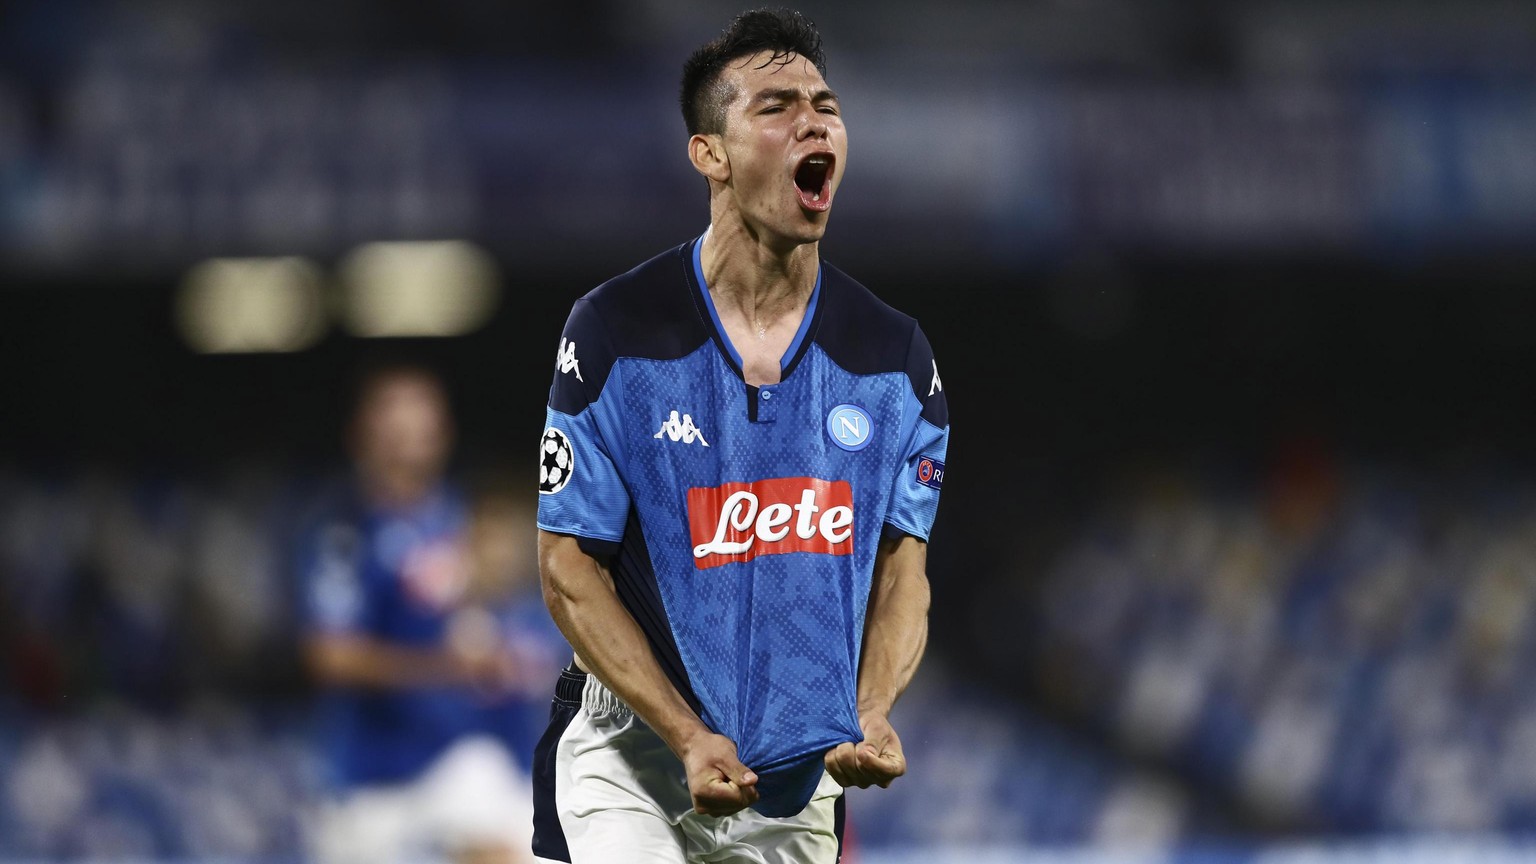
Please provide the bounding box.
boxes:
[826,533,930,789]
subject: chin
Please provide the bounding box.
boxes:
[790,215,830,243]
[751,206,830,250]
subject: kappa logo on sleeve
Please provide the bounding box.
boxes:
[539,428,574,494]
[555,338,583,382]
[916,457,945,490]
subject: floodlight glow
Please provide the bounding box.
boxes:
[338,240,500,338]
[176,257,327,353]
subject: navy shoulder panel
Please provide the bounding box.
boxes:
[815,262,948,428]
[547,243,712,416]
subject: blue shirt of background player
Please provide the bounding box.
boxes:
[474,588,572,766]
[297,482,478,789]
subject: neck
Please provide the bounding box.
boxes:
[360,468,435,510]
[699,212,818,320]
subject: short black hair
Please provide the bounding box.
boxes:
[680,8,827,137]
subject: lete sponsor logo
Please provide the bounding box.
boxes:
[687,477,854,569]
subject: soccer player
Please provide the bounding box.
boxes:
[532,8,949,863]
[297,362,537,864]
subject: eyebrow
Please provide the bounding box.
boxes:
[752,87,840,105]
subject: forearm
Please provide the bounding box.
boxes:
[857,537,931,718]
[540,531,711,758]
[305,636,467,689]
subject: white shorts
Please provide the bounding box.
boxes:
[309,733,536,864]
[531,665,845,864]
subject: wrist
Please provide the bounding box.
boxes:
[857,698,893,720]
[667,719,716,761]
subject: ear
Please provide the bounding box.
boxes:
[688,133,730,184]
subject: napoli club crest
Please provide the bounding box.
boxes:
[827,404,873,452]
[539,428,574,494]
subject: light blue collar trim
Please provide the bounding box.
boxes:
[691,234,821,374]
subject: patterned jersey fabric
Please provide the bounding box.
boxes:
[537,236,949,816]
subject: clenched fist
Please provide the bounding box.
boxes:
[824,713,906,789]
[681,730,760,816]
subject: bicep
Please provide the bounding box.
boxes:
[538,529,616,600]
[873,534,929,593]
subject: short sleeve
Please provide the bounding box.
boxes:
[298,519,370,635]
[536,298,631,545]
[883,322,949,542]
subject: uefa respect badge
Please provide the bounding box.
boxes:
[915,457,944,491]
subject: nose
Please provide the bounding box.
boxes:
[796,105,828,140]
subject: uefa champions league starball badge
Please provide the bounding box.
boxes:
[539,428,575,494]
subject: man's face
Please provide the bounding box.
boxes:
[354,372,452,484]
[714,51,846,246]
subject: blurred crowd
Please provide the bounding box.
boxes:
[21,425,1536,857]
[0,460,327,857]
[5,0,1533,278]
[1032,442,1536,837]
[14,362,1536,862]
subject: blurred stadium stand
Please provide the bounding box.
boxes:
[4,0,1536,861]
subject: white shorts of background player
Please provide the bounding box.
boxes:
[308,733,536,864]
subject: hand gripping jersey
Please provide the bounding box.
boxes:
[537,237,949,817]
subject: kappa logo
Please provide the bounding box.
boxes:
[655,410,709,447]
[555,338,583,382]
[929,359,943,397]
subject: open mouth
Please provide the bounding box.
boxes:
[793,152,835,212]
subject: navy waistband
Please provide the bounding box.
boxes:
[554,662,586,706]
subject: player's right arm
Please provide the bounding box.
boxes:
[538,530,758,815]
[537,296,756,816]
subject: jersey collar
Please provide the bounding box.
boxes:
[690,233,822,377]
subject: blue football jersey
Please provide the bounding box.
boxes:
[537,236,949,817]
[298,483,479,787]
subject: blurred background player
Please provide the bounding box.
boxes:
[296,361,540,864]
